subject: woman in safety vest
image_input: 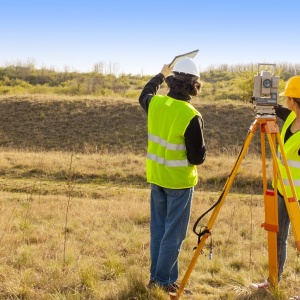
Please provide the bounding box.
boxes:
[139,58,206,294]
[251,76,300,298]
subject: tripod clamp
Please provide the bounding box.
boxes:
[193,226,211,250]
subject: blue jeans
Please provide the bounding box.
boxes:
[149,183,194,286]
[277,192,292,282]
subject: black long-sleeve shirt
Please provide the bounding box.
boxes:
[275,104,300,157]
[275,105,294,143]
[139,73,206,165]
[275,104,290,122]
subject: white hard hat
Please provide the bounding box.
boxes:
[173,57,200,78]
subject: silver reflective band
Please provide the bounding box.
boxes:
[147,153,189,167]
[278,154,300,169]
[148,133,186,151]
[283,179,300,187]
[287,160,300,168]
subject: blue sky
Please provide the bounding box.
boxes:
[0,0,299,75]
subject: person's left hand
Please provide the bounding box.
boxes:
[160,64,173,78]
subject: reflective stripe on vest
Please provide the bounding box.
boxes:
[283,179,300,187]
[286,160,300,168]
[148,133,186,151]
[147,152,189,167]
[278,153,300,169]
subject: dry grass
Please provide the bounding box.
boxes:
[0,150,298,299]
[0,95,297,299]
[0,183,299,299]
[0,188,150,299]
[0,149,273,195]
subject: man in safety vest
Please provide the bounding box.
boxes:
[139,58,206,294]
[251,76,300,298]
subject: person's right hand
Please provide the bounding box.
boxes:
[160,64,173,78]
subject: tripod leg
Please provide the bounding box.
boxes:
[260,126,278,287]
[171,122,259,300]
[261,189,278,287]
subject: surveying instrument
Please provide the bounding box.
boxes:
[170,64,300,300]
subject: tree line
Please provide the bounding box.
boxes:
[0,61,299,101]
[0,61,151,97]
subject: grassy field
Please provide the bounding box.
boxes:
[0,94,298,300]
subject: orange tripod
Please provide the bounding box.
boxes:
[170,115,300,300]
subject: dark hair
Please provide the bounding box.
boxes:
[293,98,300,109]
[165,76,201,96]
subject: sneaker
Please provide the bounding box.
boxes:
[250,280,270,290]
[163,283,178,293]
[163,282,193,295]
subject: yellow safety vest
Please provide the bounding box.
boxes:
[274,112,300,200]
[146,95,201,189]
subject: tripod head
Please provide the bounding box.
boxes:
[251,63,279,117]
